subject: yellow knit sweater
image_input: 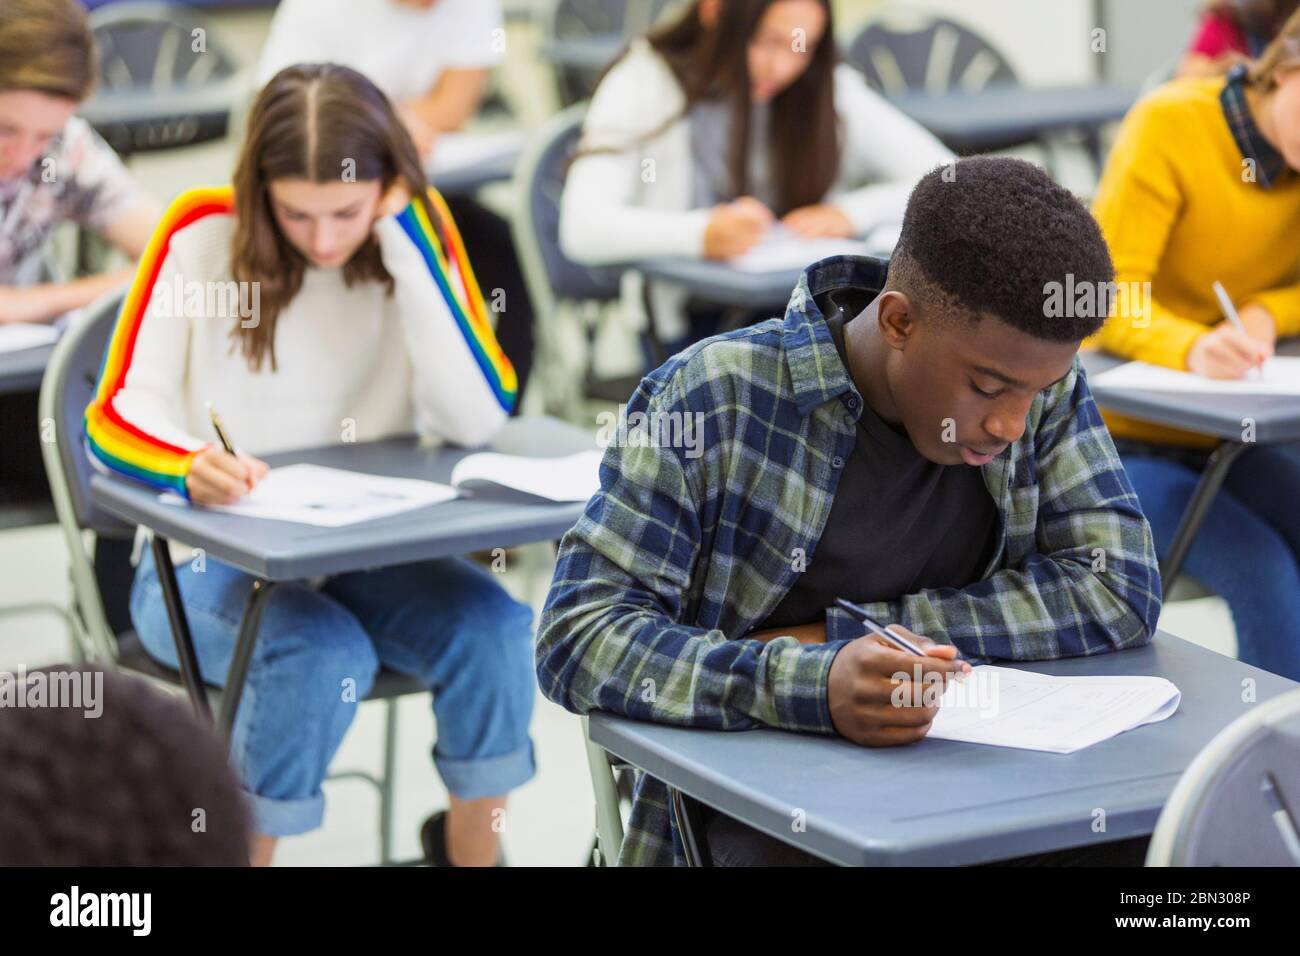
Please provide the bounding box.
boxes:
[1087,75,1300,446]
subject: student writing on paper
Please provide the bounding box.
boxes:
[0,0,161,501]
[83,65,532,867]
[1089,12,1300,679]
[559,0,952,355]
[256,0,536,404]
[538,158,1162,866]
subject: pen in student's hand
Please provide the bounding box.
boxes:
[1212,280,1264,379]
[206,402,250,490]
[206,402,237,455]
[833,598,925,656]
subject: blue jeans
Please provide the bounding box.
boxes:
[129,555,537,837]
[1117,442,1300,680]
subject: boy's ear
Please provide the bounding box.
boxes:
[876,290,916,349]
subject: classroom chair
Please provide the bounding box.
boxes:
[83,1,243,159]
[1147,686,1300,865]
[842,12,1087,189]
[538,0,683,107]
[511,103,635,418]
[38,292,428,866]
[843,10,1017,97]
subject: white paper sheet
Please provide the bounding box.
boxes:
[927,665,1181,754]
[160,463,457,527]
[1091,356,1300,396]
[426,130,526,174]
[727,225,870,273]
[450,450,602,503]
[0,323,59,353]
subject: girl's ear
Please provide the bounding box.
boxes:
[698,0,722,29]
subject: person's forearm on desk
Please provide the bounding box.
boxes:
[400,67,490,158]
[825,365,1162,660]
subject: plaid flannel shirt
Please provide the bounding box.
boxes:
[537,256,1162,866]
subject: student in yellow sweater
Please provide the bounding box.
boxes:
[1089,13,1300,679]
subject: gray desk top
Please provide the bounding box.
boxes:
[1084,340,1300,444]
[637,257,809,312]
[0,343,54,397]
[885,84,1138,154]
[591,632,1297,865]
[428,148,520,198]
[90,417,597,581]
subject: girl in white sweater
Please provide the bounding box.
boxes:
[85,64,528,867]
[561,0,953,349]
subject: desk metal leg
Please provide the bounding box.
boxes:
[149,535,274,741]
[669,786,713,867]
[219,579,274,737]
[1158,441,1252,586]
[151,535,211,724]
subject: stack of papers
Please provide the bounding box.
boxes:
[161,463,456,527]
[0,323,60,353]
[928,665,1181,754]
[1092,357,1300,396]
[450,449,602,503]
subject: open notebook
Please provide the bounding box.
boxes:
[157,451,603,526]
[928,665,1181,754]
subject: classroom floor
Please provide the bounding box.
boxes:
[0,515,1236,867]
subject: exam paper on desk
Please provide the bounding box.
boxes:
[159,463,457,527]
[1091,356,1300,396]
[0,322,59,353]
[927,665,1181,754]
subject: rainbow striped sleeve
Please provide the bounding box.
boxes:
[393,187,517,412]
[83,186,235,498]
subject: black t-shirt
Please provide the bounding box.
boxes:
[760,295,999,631]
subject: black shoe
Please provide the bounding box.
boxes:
[420,810,507,867]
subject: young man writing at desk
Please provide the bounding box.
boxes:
[537,157,1163,866]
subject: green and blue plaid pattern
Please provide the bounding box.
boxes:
[538,256,1162,866]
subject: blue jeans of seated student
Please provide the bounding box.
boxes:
[129,555,537,837]
[1116,441,1300,681]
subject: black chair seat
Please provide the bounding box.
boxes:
[115,630,429,701]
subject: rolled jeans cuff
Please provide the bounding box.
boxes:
[246,788,325,837]
[433,739,536,799]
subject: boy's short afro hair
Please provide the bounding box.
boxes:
[886,156,1115,341]
[0,666,250,865]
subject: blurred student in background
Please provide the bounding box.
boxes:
[256,0,536,405]
[0,0,159,500]
[559,0,952,355]
[1091,11,1300,679]
[1180,0,1300,76]
[85,65,532,867]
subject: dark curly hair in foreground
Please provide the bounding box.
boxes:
[887,156,1115,342]
[0,667,249,865]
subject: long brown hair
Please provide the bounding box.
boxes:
[597,0,840,216]
[1247,4,1300,88]
[230,63,439,372]
[0,0,96,101]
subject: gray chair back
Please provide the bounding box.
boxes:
[1147,687,1300,865]
[844,12,1018,95]
[40,293,133,538]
